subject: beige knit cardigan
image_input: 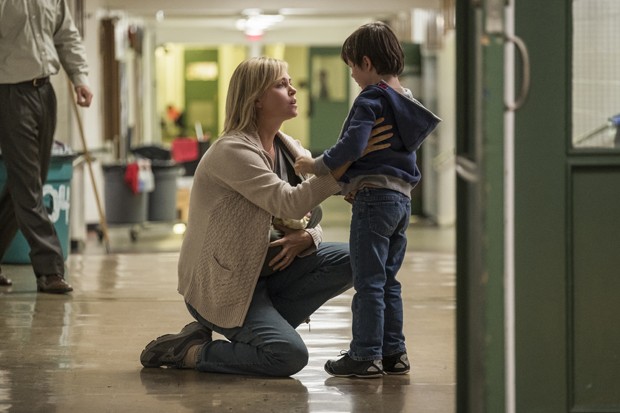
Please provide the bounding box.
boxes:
[178,130,341,328]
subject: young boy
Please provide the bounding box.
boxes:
[294,21,440,378]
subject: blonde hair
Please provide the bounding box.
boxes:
[222,57,288,134]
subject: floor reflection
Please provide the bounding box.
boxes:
[140,369,310,412]
[0,199,455,412]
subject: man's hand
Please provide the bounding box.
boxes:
[75,85,93,107]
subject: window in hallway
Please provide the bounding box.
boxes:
[572,0,620,149]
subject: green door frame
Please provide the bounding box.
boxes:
[512,1,569,410]
[456,1,506,411]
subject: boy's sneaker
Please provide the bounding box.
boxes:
[140,322,212,368]
[324,352,385,378]
[382,352,410,375]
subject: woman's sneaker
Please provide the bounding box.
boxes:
[324,352,385,378]
[140,322,212,368]
[382,352,410,375]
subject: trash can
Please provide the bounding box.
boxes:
[148,161,184,222]
[131,145,172,161]
[102,163,148,224]
[0,154,75,264]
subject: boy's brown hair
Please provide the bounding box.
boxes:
[340,21,404,76]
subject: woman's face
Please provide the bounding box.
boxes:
[256,72,298,123]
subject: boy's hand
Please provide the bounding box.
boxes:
[294,156,315,175]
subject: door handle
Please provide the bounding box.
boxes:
[456,156,480,183]
[504,34,531,111]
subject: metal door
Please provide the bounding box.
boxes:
[456,0,620,411]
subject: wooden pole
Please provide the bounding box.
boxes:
[67,80,111,253]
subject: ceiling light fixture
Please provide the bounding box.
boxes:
[236,8,284,41]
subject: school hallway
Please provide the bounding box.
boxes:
[0,197,455,413]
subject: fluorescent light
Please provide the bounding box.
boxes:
[236,10,284,37]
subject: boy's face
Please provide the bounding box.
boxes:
[347,57,375,89]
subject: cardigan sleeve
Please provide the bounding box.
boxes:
[206,134,341,220]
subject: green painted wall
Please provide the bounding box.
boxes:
[308,47,350,155]
[184,49,219,139]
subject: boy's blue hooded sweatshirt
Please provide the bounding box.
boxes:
[316,81,440,196]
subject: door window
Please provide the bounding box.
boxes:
[572,0,620,149]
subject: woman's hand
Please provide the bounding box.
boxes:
[364,118,393,155]
[330,118,393,180]
[268,227,313,271]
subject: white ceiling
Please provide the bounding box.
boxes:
[101,0,441,20]
[99,0,442,45]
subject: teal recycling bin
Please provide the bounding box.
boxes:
[0,155,74,264]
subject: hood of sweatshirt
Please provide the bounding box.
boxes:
[361,80,441,152]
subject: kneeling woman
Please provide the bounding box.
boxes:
[140,57,390,376]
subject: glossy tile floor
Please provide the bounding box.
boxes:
[0,197,455,413]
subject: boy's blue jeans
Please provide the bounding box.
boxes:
[186,242,352,376]
[348,188,410,361]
